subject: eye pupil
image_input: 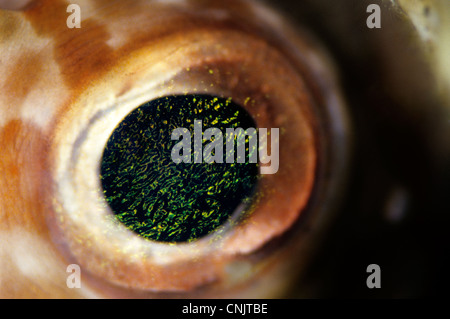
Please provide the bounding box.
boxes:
[100,95,259,242]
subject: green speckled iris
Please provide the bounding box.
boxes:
[100,95,259,242]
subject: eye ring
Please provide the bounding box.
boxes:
[47,2,350,295]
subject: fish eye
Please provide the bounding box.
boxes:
[41,0,347,295]
[3,0,447,298]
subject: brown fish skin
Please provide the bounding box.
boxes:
[0,0,330,298]
[1,0,449,298]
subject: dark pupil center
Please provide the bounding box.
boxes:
[100,95,259,242]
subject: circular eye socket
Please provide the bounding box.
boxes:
[100,95,259,243]
[48,0,349,295]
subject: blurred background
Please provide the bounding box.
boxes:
[0,0,449,298]
[271,0,450,298]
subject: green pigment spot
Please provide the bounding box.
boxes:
[100,95,259,242]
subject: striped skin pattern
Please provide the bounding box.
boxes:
[0,0,155,298]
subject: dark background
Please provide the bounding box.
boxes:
[269,0,450,298]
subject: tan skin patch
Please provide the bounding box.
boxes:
[0,120,50,234]
[3,52,44,106]
[24,0,116,91]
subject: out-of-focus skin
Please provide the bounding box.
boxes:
[0,0,31,10]
[1,0,449,298]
